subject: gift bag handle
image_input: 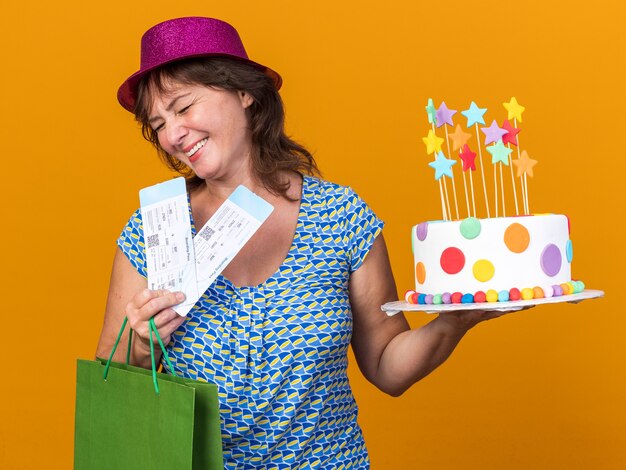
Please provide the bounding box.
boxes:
[103,317,179,394]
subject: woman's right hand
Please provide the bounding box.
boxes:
[125,288,187,357]
[96,248,188,368]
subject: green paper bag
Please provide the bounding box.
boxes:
[74,318,223,470]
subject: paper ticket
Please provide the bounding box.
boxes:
[175,185,274,316]
[139,177,199,312]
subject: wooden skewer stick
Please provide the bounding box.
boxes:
[499,162,506,217]
[469,168,477,217]
[442,177,452,221]
[513,118,528,214]
[444,125,460,220]
[438,179,448,220]
[461,162,471,218]
[507,142,519,216]
[493,163,498,217]
[474,124,490,218]
[429,121,449,220]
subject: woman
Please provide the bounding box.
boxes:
[97,16,500,469]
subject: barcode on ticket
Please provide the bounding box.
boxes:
[198,227,215,242]
[146,233,160,248]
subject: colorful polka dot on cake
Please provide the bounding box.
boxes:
[473,259,495,282]
[566,240,573,263]
[440,247,465,274]
[460,217,481,239]
[416,222,428,241]
[541,244,562,276]
[504,222,530,253]
[415,262,426,284]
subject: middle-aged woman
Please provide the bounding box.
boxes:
[96,16,502,469]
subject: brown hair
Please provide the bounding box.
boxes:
[133,57,320,197]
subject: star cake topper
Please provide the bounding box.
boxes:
[428,151,456,179]
[501,120,521,146]
[436,101,457,128]
[422,129,444,155]
[449,124,472,151]
[461,101,487,127]
[425,98,437,125]
[459,144,477,171]
[486,140,513,165]
[512,150,538,177]
[503,97,525,122]
[481,120,508,145]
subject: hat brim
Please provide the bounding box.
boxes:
[117,54,282,112]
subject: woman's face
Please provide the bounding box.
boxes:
[148,82,254,182]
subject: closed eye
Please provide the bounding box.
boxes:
[177,104,192,115]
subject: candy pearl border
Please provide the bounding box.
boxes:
[383,289,604,316]
[403,280,585,306]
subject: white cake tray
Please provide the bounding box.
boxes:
[381,289,604,316]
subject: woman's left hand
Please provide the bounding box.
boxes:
[436,309,505,334]
[436,305,534,336]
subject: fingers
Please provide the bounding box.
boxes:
[467,310,505,322]
[125,289,186,346]
[438,309,504,331]
[150,309,187,344]
[128,289,185,317]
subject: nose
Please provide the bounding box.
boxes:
[164,118,188,148]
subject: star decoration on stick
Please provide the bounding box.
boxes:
[481,120,508,145]
[503,97,525,122]
[459,144,477,171]
[501,120,521,146]
[425,98,437,125]
[448,124,472,151]
[512,150,538,177]
[486,140,513,165]
[461,101,487,127]
[428,151,457,179]
[422,129,444,155]
[436,101,457,128]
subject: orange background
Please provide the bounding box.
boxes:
[1,0,624,468]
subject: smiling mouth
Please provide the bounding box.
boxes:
[186,138,208,158]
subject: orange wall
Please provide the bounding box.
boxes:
[1,1,624,468]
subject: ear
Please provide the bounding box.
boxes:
[239,91,254,109]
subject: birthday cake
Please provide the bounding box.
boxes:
[405,98,583,305]
[409,214,583,304]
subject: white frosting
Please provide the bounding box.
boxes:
[412,215,572,294]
